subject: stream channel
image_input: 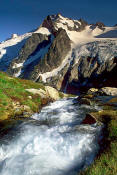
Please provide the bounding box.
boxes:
[0,98,102,175]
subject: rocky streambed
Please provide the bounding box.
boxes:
[0,97,103,175]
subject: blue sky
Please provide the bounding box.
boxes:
[0,0,117,41]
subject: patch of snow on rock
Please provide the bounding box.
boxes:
[11,34,18,39]
[0,32,32,68]
[13,35,54,77]
[38,50,73,82]
[74,40,117,63]
[12,62,23,69]
[0,49,6,59]
[34,27,51,35]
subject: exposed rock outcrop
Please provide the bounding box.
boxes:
[78,98,91,105]
[25,88,47,98]
[42,14,88,35]
[99,87,117,96]
[1,14,117,94]
[45,86,60,100]
[26,86,60,100]
[7,33,51,77]
[88,88,99,94]
[82,113,96,124]
[65,55,117,93]
[87,87,117,96]
[29,29,71,81]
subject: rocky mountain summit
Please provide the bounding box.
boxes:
[0,14,117,93]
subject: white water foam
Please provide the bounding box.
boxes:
[0,98,102,175]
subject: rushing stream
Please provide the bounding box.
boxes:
[0,98,102,175]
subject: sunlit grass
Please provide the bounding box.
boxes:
[80,99,117,175]
[0,72,45,120]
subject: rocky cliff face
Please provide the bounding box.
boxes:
[0,14,117,94]
[7,33,51,77]
[7,28,71,80]
[42,14,88,34]
[29,29,71,81]
[66,55,117,93]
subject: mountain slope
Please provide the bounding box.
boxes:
[0,14,117,93]
[0,71,67,120]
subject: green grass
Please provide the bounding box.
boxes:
[0,72,45,120]
[1,71,117,174]
[80,141,117,175]
[79,98,117,175]
[0,71,70,120]
[80,139,117,175]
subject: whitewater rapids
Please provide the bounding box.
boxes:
[0,98,102,175]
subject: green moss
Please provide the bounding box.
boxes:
[83,94,94,99]
[108,120,117,138]
[59,92,64,98]
[59,91,76,98]
[22,99,38,112]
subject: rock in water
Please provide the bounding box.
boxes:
[99,87,117,96]
[45,86,60,100]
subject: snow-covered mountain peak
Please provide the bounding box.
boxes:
[34,27,51,35]
[11,34,18,39]
[40,14,117,47]
[0,14,117,91]
[0,32,32,70]
[42,14,88,35]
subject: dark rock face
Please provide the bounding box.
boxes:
[18,33,49,62]
[77,56,98,79]
[47,53,117,94]
[98,87,117,96]
[42,14,88,35]
[29,29,71,81]
[5,14,117,94]
[95,22,105,30]
[46,64,70,90]
[7,29,117,94]
[42,15,58,36]
[7,33,51,76]
[78,98,91,105]
[82,114,96,124]
[77,18,88,31]
[69,63,79,83]
[66,56,117,92]
[90,22,105,31]
[7,28,71,83]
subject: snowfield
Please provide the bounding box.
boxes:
[0,14,117,80]
[0,33,32,71]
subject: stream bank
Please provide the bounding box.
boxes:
[78,90,117,175]
[0,98,102,175]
